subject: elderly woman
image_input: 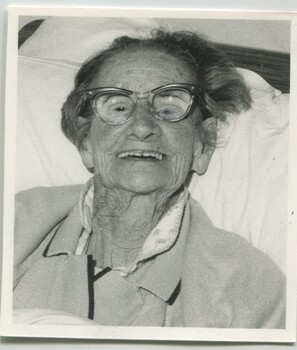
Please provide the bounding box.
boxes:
[13,30,285,328]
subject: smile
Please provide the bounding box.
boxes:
[118,150,164,161]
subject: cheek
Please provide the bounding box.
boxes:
[169,148,193,184]
[89,122,119,173]
[165,122,200,184]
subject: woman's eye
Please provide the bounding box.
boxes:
[110,104,132,114]
[113,106,127,112]
[161,108,175,116]
[157,106,181,119]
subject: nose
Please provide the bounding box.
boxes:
[127,101,162,141]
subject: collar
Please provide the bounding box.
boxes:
[127,199,191,302]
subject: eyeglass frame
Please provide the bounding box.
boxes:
[83,83,205,126]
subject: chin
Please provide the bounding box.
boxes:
[118,176,166,195]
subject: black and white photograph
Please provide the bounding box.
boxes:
[0,7,296,342]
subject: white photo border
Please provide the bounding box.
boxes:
[1,6,297,342]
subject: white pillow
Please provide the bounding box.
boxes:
[17,56,90,190]
[19,17,158,63]
[189,71,288,273]
[17,18,288,273]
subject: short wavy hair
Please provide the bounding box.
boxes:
[61,29,251,149]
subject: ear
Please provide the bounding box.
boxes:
[192,117,216,175]
[78,136,94,173]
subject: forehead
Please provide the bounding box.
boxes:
[92,49,196,91]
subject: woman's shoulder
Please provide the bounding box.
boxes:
[16,184,83,219]
[188,196,285,279]
[16,184,83,203]
[185,196,286,328]
[14,185,84,285]
[188,196,281,268]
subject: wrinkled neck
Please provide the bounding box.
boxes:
[88,177,182,268]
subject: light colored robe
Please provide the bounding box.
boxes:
[13,185,286,328]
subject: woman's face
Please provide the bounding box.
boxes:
[81,49,212,195]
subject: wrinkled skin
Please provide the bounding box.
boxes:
[80,49,214,267]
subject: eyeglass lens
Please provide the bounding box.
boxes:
[94,88,193,124]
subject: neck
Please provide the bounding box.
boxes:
[88,177,182,269]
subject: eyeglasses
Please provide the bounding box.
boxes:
[83,83,204,125]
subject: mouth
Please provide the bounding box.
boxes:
[117,150,165,161]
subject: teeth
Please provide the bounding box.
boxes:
[118,151,163,160]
